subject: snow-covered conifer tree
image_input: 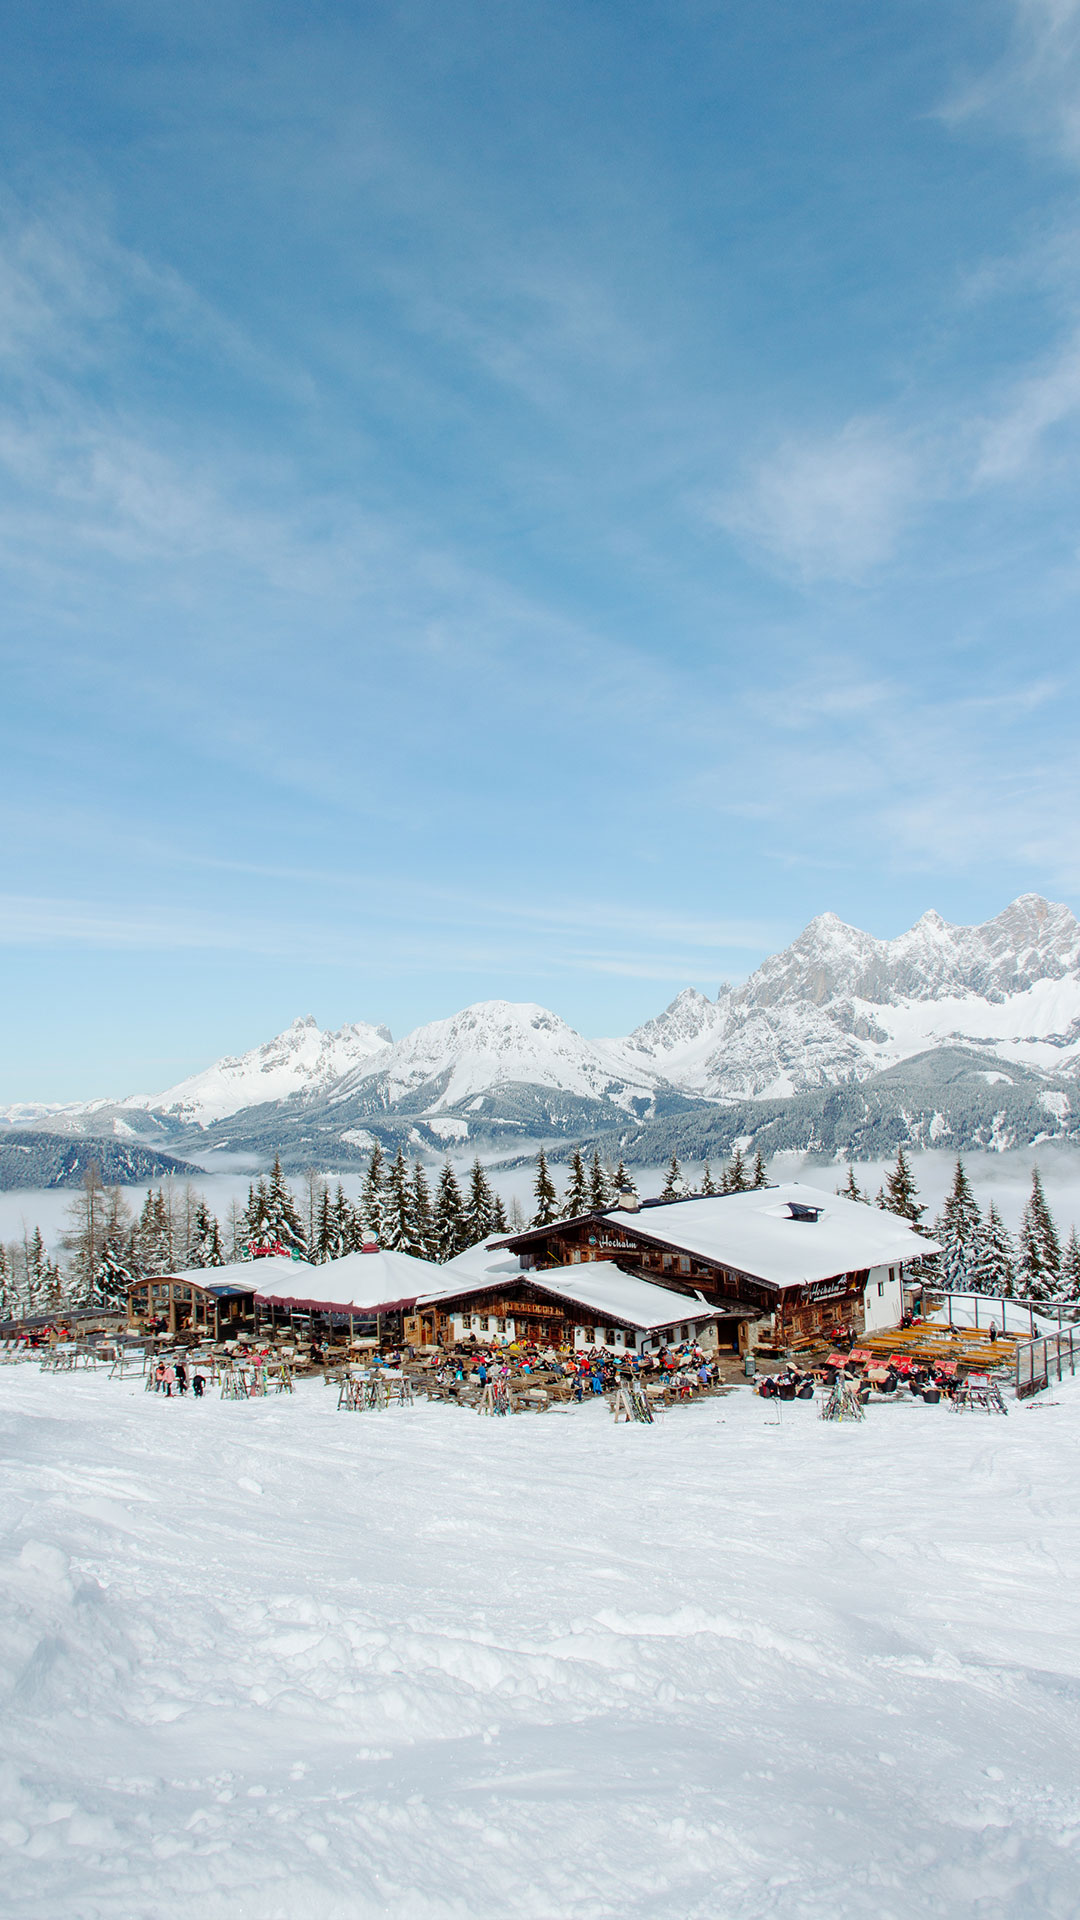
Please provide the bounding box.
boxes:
[462,1159,498,1246]
[328,1184,354,1259]
[313,1186,332,1263]
[1018,1168,1062,1301]
[751,1148,768,1190]
[532,1150,558,1227]
[360,1145,386,1243]
[879,1146,926,1230]
[563,1150,589,1217]
[262,1158,307,1257]
[659,1154,683,1202]
[838,1165,870,1205]
[409,1161,436,1259]
[721,1146,749,1193]
[382,1149,412,1251]
[589,1151,612,1212]
[700,1160,717,1196]
[935,1161,982,1292]
[434,1160,466,1261]
[970,1203,1016,1297]
[1059,1227,1080,1303]
[240,1181,271,1255]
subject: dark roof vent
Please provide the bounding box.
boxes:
[786,1202,822,1223]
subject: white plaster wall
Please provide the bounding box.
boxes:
[863,1266,904,1333]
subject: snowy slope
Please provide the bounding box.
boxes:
[2,1364,1079,1920]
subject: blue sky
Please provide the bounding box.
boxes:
[4,0,1080,1098]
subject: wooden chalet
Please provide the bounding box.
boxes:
[409,1260,722,1354]
[488,1183,939,1347]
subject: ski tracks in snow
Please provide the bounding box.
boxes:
[0,1374,1078,1916]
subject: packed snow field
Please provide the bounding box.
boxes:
[2,1370,1079,1920]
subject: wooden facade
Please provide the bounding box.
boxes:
[128,1276,255,1338]
[405,1275,717,1353]
[494,1212,872,1344]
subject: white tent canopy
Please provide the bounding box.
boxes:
[253,1247,442,1316]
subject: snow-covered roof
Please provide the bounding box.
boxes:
[253,1247,442,1316]
[417,1260,721,1331]
[596,1183,940,1289]
[439,1236,523,1286]
[150,1255,304,1294]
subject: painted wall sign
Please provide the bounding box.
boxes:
[799,1277,854,1304]
[597,1235,638,1250]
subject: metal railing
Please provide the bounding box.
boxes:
[916,1289,1077,1339]
[1015,1328,1079,1399]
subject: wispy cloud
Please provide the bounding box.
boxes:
[707,419,923,582]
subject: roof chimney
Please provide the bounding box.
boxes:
[618,1190,639,1212]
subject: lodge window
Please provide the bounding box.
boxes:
[662,1254,673,1271]
[569,1249,581,1263]
[681,1325,689,1341]
[497,1318,506,1333]
[678,1256,690,1274]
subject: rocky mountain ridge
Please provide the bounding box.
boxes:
[4,894,1080,1170]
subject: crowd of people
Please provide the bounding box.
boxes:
[429,1337,721,1401]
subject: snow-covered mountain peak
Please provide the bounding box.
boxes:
[129,1014,394,1127]
[610,988,726,1069]
[331,998,659,1114]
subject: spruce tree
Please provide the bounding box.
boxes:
[434,1160,466,1261]
[263,1158,308,1257]
[936,1161,982,1292]
[532,1149,558,1227]
[659,1154,683,1202]
[700,1160,717,1196]
[409,1161,437,1259]
[187,1197,220,1268]
[563,1149,589,1218]
[838,1164,870,1205]
[314,1186,334,1264]
[490,1191,509,1234]
[589,1150,611,1212]
[1018,1168,1061,1301]
[382,1149,412,1252]
[329,1184,354,1259]
[750,1149,768,1190]
[1059,1226,1080,1303]
[971,1203,1016,1297]
[24,1226,50,1315]
[879,1146,926,1230]
[360,1144,387,1243]
[241,1179,271,1253]
[721,1146,749,1193]
[612,1161,636,1201]
[462,1159,497,1245]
